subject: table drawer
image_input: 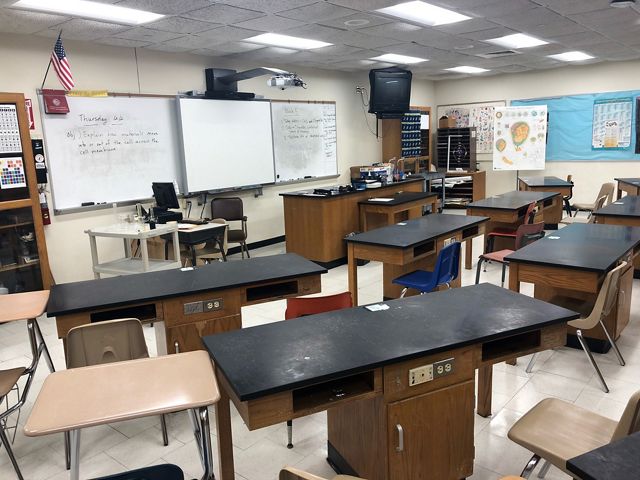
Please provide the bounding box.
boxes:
[163,291,241,327]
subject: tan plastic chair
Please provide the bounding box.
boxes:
[65,319,169,455]
[572,182,614,218]
[0,367,29,479]
[196,218,228,264]
[526,262,627,392]
[561,194,607,225]
[279,467,363,480]
[508,390,640,478]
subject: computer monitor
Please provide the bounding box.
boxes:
[152,182,179,209]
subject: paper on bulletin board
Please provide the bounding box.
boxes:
[437,101,505,153]
[493,105,547,171]
[0,157,27,189]
[592,97,633,149]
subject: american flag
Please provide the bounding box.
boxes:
[50,34,74,91]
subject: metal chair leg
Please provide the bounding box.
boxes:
[576,330,609,393]
[520,454,541,479]
[400,288,408,298]
[0,423,24,480]
[537,460,551,478]
[525,353,538,373]
[244,242,250,258]
[599,320,625,366]
[475,258,483,284]
[160,414,169,446]
[286,419,293,449]
[500,263,507,288]
[64,431,71,470]
[34,319,55,373]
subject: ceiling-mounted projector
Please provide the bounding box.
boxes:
[267,73,306,90]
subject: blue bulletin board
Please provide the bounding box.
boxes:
[512,90,640,161]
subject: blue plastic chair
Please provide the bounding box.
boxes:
[392,242,461,297]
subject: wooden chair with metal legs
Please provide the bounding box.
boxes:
[279,467,363,480]
[63,318,170,470]
[572,182,615,218]
[476,222,545,287]
[509,390,640,479]
[562,174,574,217]
[525,262,627,392]
[283,292,353,449]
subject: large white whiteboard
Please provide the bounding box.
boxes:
[40,95,181,211]
[272,102,337,182]
[177,98,275,193]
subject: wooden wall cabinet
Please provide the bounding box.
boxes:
[0,92,52,292]
[381,106,432,173]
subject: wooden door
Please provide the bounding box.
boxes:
[387,381,475,480]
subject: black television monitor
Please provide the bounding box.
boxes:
[368,67,412,119]
[152,182,179,209]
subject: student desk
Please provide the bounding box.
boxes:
[593,195,640,278]
[345,214,488,305]
[567,431,640,480]
[46,253,325,354]
[281,179,424,268]
[203,284,578,480]
[466,190,557,261]
[506,223,640,353]
[358,191,438,232]
[24,351,218,480]
[615,177,640,199]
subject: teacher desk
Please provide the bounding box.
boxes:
[466,191,559,264]
[506,223,640,353]
[593,195,640,278]
[46,253,325,354]
[204,283,578,480]
[281,179,424,268]
[345,214,488,305]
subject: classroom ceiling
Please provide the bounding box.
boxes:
[1,0,640,79]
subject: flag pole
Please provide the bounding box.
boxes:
[40,30,62,90]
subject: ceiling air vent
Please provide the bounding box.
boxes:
[477,50,519,58]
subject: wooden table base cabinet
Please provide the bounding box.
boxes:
[358,193,438,232]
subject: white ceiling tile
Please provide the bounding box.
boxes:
[357,22,425,42]
[231,46,299,59]
[198,41,265,54]
[219,0,317,14]
[0,9,68,34]
[184,4,265,24]
[160,35,213,49]
[327,0,402,10]
[232,14,306,31]
[587,41,632,54]
[281,23,346,41]
[112,0,212,15]
[143,43,194,53]
[115,27,184,43]
[332,29,405,48]
[319,13,392,30]
[538,0,613,15]
[96,37,153,48]
[145,16,219,34]
[569,8,638,28]
[196,26,261,43]
[313,44,364,56]
[522,21,587,38]
[458,0,540,17]
[434,18,501,35]
[43,18,129,40]
[460,26,517,41]
[547,30,609,47]
[278,2,360,21]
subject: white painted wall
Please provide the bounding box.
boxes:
[0,32,435,283]
[435,60,640,200]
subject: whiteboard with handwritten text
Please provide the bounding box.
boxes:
[39,95,181,211]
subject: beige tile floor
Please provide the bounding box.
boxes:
[1,216,638,480]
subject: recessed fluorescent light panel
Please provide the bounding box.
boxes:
[11,0,163,25]
[370,53,428,64]
[377,1,470,26]
[446,66,489,73]
[487,33,548,49]
[548,51,595,62]
[245,33,331,49]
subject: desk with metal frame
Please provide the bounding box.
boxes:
[345,214,488,305]
[204,284,578,480]
[24,351,218,480]
[506,223,640,353]
[163,222,228,265]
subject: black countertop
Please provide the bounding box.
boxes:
[615,178,640,186]
[519,176,573,187]
[505,223,640,272]
[594,195,640,218]
[344,214,488,248]
[47,253,326,317]
[568,432,640,480]
[203,283,578,401]
[468,190,558,210]
[279,178,423,198]
[358,191,437,206]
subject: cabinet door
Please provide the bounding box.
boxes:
[166,314,241,353]
[387,380,474,480]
